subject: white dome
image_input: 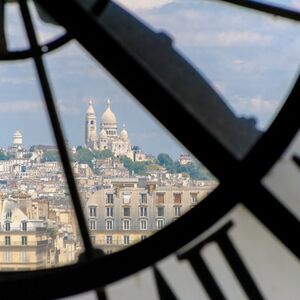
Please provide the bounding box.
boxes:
[86,100,95,115]
[13,130,22,138]
[99,128,107,138]
[120,124,128,141]
[101,99,116,124]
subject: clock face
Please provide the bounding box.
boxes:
[1,0,300,299]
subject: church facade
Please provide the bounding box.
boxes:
[85,99,133,159]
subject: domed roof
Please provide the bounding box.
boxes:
[101,99,117,124]
[86,100,95,115]
[13,130,22,137]
[99,128,107,138]
[120,124,128,141]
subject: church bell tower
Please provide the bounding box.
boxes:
[85,100,97,149]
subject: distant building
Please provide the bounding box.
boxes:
[13,130,23,147]
[7,130,26,159]
[0,196,54,271]
[84,178,218,254]
[132,146,154,162]
[85,99,133,159]
[179,154,192,165]
[94,158,129,178]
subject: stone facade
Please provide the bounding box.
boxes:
[85,178,217,254]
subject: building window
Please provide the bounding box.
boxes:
[106,207,114,217]
[157,219,165,230]
[20,251,27,263]
[141,235,147,241]
[21,236,27,246]
[106,220,113,230]
[21,221,27,232]
[157,206,164,217]
[107,193,114,204]
[106,249,113,255]
[90,236,96,244]
[174,206,181,217]
[191,193,198,203]
[157,192,165,204]
[5,222,10,232]
[89,220,96,230]
[91,120,94,125]
[140,220,147,230]
[5,236,10,246]
[106,235,112,244]
[140,207,148,217]
[89,206,97,217]
[123,219,130,230]
[123,235,130,245]
[123,192,131,204]
[123,207,130,217]
[140,193,147,204]
[4,252,11,263]
[174,193,182,204]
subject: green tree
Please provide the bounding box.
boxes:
[41,150,60,162]
[94,149,113,159]
[74,148,94,168]
[120,157,147,175]
[0,151,8,161]
[174,161,212,180]
[157,153,174,172]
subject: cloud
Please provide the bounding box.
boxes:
[176,31,273,48]
[212,81,226,95]
[0,100,43,113]
[116,0,175,11]
[0,78,34,85]
[56,100,81,116]
[291,0,300,9]
[229,96,282,129]
[231,59,259,73]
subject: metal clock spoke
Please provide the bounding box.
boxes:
[0,0,299,298]
[18,0,95,260]
[0,33,71,60]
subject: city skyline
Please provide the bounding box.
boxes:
[0,97,190,160]
[2,0,300,159]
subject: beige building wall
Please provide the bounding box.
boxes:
[85,179,218,254]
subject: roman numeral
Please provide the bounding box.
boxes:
[176,221,264,300]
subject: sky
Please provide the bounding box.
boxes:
[1,0,300,159]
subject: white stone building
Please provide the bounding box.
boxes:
[85,99,133,159]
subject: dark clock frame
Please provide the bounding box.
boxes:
[0,0,300,299]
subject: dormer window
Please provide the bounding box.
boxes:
[107,193,114,204]
[5,222,10,232]
[6,210,12,219]
[21,221,27,232]
[140,193,147,204]
[156,192,165,204]
[174,192,182,204]
[89,206,97,217]
[190,193,198,203]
